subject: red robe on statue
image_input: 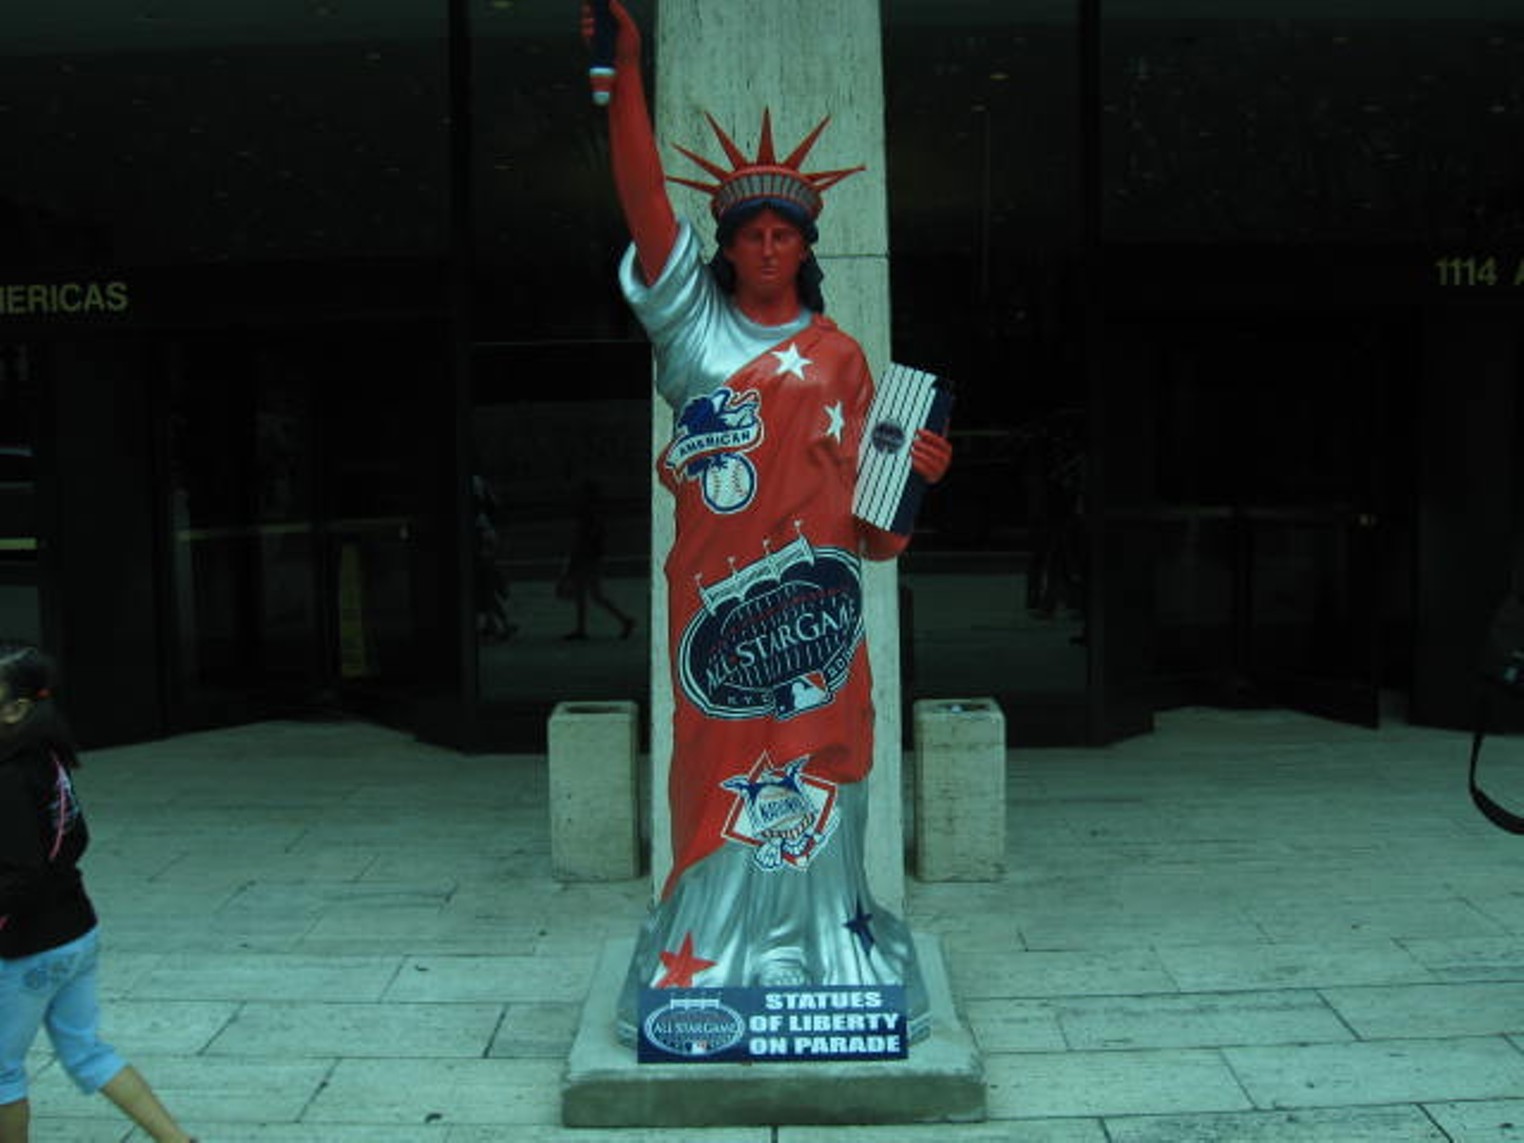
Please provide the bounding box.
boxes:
[658,313,875,895]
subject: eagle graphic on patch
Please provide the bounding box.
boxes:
[720,753,839,872]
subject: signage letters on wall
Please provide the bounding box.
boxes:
[0,281,130,318]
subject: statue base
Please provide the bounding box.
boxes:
[561,931,985,1127]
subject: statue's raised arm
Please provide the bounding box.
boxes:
[582,1,678,284]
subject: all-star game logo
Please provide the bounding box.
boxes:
[666,387,765,514]
[641,995,748,1060]
[720,753,840,871]
[678,532,863,720]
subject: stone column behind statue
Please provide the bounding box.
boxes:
[645,0,906,916]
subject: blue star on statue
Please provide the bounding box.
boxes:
[844,898,876,957]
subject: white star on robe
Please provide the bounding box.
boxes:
[824,402,845,442]
[771,343,812,380]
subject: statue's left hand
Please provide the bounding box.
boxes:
[911,428,952,485]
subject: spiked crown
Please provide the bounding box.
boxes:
[669,109,865,223]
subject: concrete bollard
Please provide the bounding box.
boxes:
[548,700,640,881]
[912,698,1006,881]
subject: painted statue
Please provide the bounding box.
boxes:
[584,1,952,1044]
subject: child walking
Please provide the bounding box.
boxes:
[0,643,197,1143]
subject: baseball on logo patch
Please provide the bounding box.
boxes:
[701,454,757,514]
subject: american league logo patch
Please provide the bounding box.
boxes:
[666,387,765,515]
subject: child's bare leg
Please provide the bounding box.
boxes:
[100,1066,194,1143]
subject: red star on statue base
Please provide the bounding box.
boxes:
[656,932,717,989]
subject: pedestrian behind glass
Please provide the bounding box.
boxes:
[0,643,198,1143]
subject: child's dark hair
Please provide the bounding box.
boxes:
[0,643,53,700]
[0,642,78,766]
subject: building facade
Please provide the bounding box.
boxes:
[1,1,1520,750]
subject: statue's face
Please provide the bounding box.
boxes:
[723,208,809,302]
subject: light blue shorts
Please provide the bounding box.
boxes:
[0,927,126,1104]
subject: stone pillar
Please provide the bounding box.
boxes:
[548,701,641,881]
[913,699,1007,881]
[647,0,904,910]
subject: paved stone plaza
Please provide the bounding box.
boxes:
[21,706,1524,1140]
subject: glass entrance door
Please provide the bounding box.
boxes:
[165,325,434,730]
[167,336,322,725]
[1093,309,1399,733]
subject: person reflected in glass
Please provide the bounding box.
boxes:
[560,480,636,642]
[472,474,516,643]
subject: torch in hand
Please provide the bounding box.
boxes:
[587,0,616,106]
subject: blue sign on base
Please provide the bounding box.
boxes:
[638,985,908,1063]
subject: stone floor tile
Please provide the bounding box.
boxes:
[534,922,651,959]
[387,953,599,1003]
[487,1001,583,1058]
[154,844,381,888]
[38,1054,334,1125]
[1053,990,1351,1051]
[451,882,647,936]
[0,1116,131,1142]
[910,913,1024,954]
[962,998,1067,1052]
[1245,897,1508,943]
[1225,1036,1524,1108]
[205,1000,504,1058]
[1400,935,1524,981]
[128,951,404,1003]
[1469,893,1524,933]
[783,1122,1107,1142]
[951,948,1177,1000]
[356,848,516,884]
[1105,1105,1449,1141]
[32,709,1524,1137]
[304,1057,563,1126]
[1155,940,1433,991]
[295,907,509,952]
[170,1128,450,1142]
[98,999,234,1054]
[100,904,319,955]
[448,1128,770,1143]
[222,878,459,919]
[95,883,244,924]
[983,1048,1251,1119]
[1013,902,1269,951]
[96,951,168,1000]
[1422,1097,1524,1140]
[1321,981,1524,1039]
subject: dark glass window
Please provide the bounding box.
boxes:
[0,6,450,268]
[470,0,652,342]
[885,2,1088,737]
[0,345,40,645]
[1101,14,1524,243]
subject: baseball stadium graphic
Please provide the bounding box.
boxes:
[678,534,863,720]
